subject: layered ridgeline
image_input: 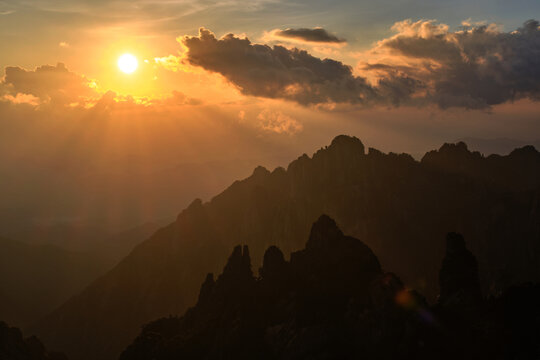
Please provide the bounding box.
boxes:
[33,136,540,360]
[0,238,105,328]
[0,222,162,329]
[120,216,540,360]
[0,321,67,360]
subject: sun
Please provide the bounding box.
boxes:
[118,54,138,74]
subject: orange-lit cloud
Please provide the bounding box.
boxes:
[257,109,303,135]
[154,20,540,109]
[1,63,97,106]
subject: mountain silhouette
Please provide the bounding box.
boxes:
[32,135,540,360]
[456,137,540,156]
[120,216,540,360]
[0,321,67,360]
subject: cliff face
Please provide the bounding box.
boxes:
[33,136,540,360]
[120,216,540,360]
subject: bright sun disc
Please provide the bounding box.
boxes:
[118,54,138,74]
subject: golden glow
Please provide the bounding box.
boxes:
[118,54,138,74]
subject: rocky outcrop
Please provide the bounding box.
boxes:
[121,225,540,360]
[120,216,424,360]
[438,232,482,308]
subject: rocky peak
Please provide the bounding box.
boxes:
[305,214,344,251]
[259,246,288,280]
[251,165,270,178]
[329,135,365,155]
[291,215,382,300]
[176,198,206,224]
[421,141,483,164]
[197,273,215,305]
[439,232,482,307]
[221,245,253,282]
[509,145,540,159]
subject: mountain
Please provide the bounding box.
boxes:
[120,216,540,360]
[33,135,540,360]
[0,321,67,360]
[3,221,164,263]
[0,221,164,329]
[457,137,540,155]
[89,221,168,269]
[0,238,106,328]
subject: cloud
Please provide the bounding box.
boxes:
[177,20,540,109]
[1,93,41,106]
[1,63,97,105]
[180,28,414,106]
[364,19,540,109]
[257,109,303,134]
[271,27,346,44]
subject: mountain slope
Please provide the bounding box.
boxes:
[34,135,540,360]
[0,221,164,329]
[0,238,107,328]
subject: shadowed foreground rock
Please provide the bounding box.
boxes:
[121,215,540,360]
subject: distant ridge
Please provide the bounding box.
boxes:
[456,137,540,155]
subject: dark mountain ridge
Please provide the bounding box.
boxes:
[120,216,540,360]
[33,135,540,360]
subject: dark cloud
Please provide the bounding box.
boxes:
[1,63,96,104]
[181,20,540,109]
[274,28,346,43]
[369,19,540,109]
[181,28,417,106]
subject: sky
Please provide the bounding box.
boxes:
[1,0,540,231]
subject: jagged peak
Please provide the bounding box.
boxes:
[188,198,203,210]
[271,166,286,175]
[368,147,384,156]
[197,273,215,304]
[439,232,482,307]
[252,165,270,178]
[509,145,539,158]
[306,215,344,250]
[260,246,287,279]
[222,245,252,279]
[286,153,311,172]
[421,141,483,163]
[330,135,365,153]
[176,198,206,223]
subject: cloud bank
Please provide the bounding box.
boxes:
[181,28,417,106]
[272,28,346,44]
[179,20,540,109]
[1,63,96,105]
